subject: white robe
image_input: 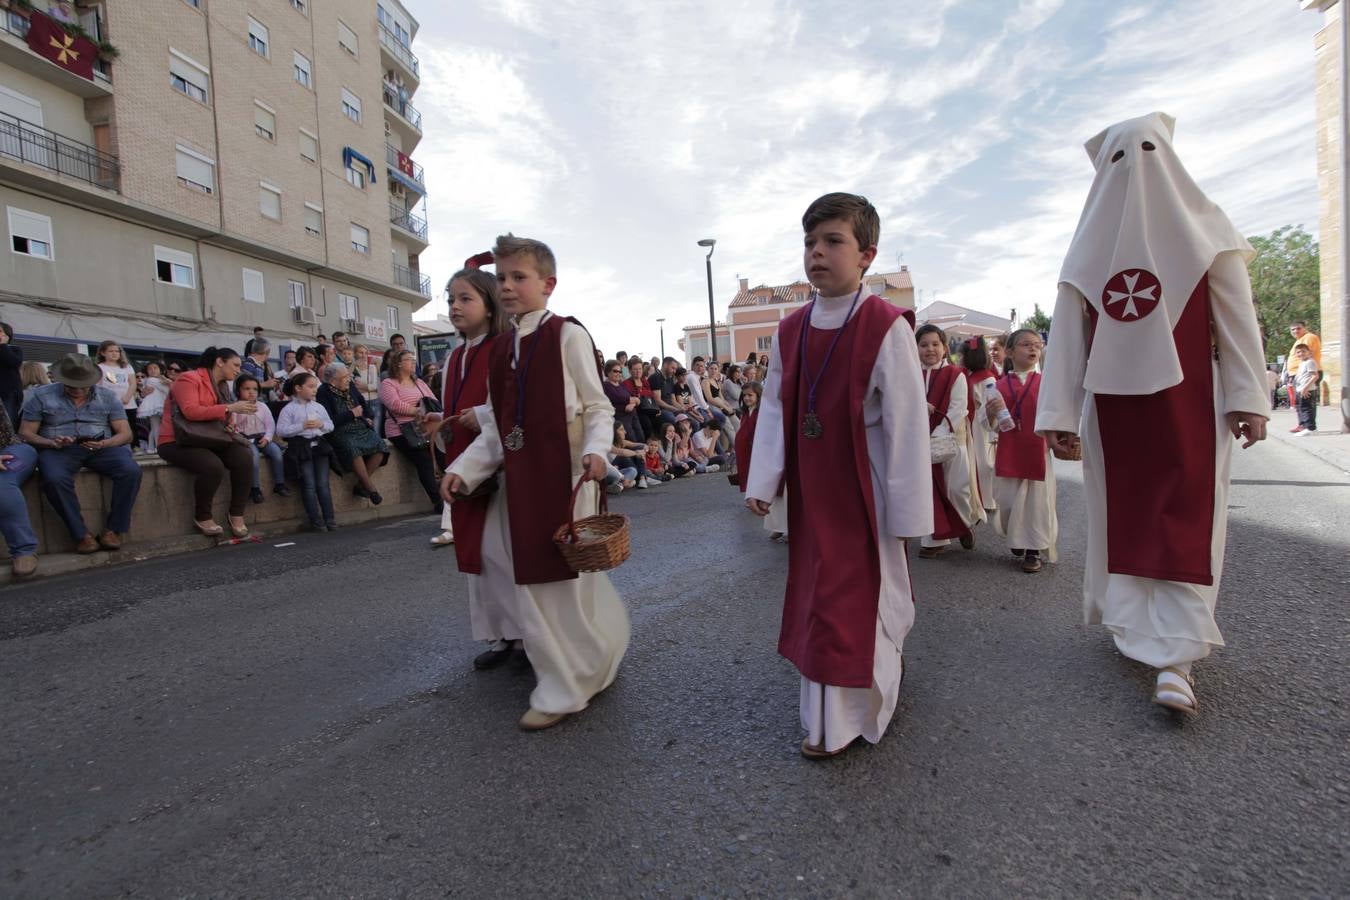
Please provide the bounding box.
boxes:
[1036,251,1268,667]
[970,374,999,512]
[992,369,1058,561]
[921,364,984,549]
[450,310,631,714]
[747,292,933,752]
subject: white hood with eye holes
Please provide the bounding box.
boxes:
[1058,111,1252,395]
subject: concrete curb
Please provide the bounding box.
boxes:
[0,501,432,587]
[1265,408,1350,476]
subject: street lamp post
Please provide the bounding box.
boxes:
[656,317,666,359]
[698,238,717,362]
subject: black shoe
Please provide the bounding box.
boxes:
[959,531,974,550]
[250,487,265,504]
[511,647,533,672]
[326,522,339,531]
[301,522,325,533]
[369,491,383,506]
[1022,551,1042,573]
[353,485,370,499]
[1011,548,1025,558]
[274,483,291,497]
[473,642,513,670]
[433,501,445,515]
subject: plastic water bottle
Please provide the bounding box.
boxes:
[996,409,1016,432]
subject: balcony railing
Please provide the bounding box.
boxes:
[393,261,431,297]
[2,10,112,83]
[0,112,120,192]
[389,201,428,240]
[385,142,424,187]
[377,21,419,78]
[381,84,422,133]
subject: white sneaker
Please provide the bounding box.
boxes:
[1292,430,1312,437]
[705,464,720,473]
[606,483,623,494]
[635,478,648,489]
[643,477,660,488]
[430,530,454,545]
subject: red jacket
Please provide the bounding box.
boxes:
[159,368,228,445]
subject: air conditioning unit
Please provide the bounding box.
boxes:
[293,305,316,324]
[346,318,365,334]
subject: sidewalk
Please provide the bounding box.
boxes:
[1265,407,1350,475]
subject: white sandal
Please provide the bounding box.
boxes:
[1153,666,1198,717]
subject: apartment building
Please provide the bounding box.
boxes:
[0,0,432,365]
[680,268,916,365]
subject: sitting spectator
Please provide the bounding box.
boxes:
[699,358,738,451]
[289,346,317,379]
[672,369,709,427]
[243,326,265,358]
[721,364,743,411]
[603,358,645,443]
[380,349,442,512]
[158,348,257,539]
[658,421,694,478]
[241,337,279,404]
[0,403,39,578]
[691,419,727,469]
[649,357,684,428]
[97,341,139,440]
[672,424,707,473]
[0,321,22,428]
[643,436,673,482]
[18,353,142,554]
[609,422,656,489]
[318,361,386,504]
[231,373,288,503]
[277,372,336,532]
[626,356,661,439]
[20,359,51,408]
[282,349,297,374]
[316,344,337,371]
[423,361,442,399]
[316,333,329,345]
[380,333,409,378]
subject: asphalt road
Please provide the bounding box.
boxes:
[2,435,1347,897]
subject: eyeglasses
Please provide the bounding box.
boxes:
[168,366,183,373]
[608,368,622,374]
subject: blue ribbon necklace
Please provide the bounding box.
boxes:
[504,314,548,451]
[797,284,863,439]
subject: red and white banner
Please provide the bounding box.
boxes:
[25,11,97,81]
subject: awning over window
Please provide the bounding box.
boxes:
[342,147,377,183]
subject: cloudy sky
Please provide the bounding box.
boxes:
[406,0,1327,356]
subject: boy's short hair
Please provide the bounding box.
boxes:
[702,420,722,432]
[493,233,557,278]
[1294,344,1310,354]
[802,192,880,256]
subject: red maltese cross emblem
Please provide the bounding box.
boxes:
[1102,269,1161,322]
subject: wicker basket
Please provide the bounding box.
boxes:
[552,476,631,573]
[1052,436,1083,462]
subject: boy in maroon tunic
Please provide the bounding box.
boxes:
[446,235,629,732]
[745,193,932,759]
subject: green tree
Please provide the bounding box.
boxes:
[1247,225,1320,362]
[1019,303,1051,334]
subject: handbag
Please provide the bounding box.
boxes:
[930,415,959,465]
[171,400,248,450]
[396,392,442,450]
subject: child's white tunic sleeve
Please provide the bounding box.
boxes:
[559,321,615,460]
[869,318,934,538]
[745,332,786,504]
[449,402,504,492]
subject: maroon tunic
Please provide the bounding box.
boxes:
[777,295,905,689]
[926,365,970,541]
[994,372,1047,481]
[734,406,758,494]
[486,314,590,585]
[443,335,499,575]
[1090,276,1216,585]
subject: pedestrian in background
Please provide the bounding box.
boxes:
[0,403,39,578]
[20,359,50,408]
[1290,344,1319,435]
[277,372,336,532]
[231,373,287,503]
[381,349,441,512]
[96,341,138,441]
[318,362,385,503]
[0,321,22,429]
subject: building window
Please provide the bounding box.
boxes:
[304,203,323,236]
[386,305,399,331]
[168,49,209,103]
[293,51,311,88]
[288,279,307,309]
[154,245,195,287]
[338,293,359,320]
[345,163,366,189]
[242,268,265,304]
[341,88,361,123]
[290,0,307,14]
[756,336,773,351]
[247,16,269,58]
[350,223,370,254]
[299,129,318,162]
[8,207,53,260]
[337,21,358,57]
[259,182,282,220]
[174,144,215,194]
[254,102,276,141]
[181,0,200,8]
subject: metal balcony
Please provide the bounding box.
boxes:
[1,9,113,92]
[392,261,431,297]
[0,112,120,192]
[385,142,424,194]
[381,83,422,134]
[389,200,428,241]
[377,21,419,80]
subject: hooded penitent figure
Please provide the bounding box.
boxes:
[1035,112,1269,717]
